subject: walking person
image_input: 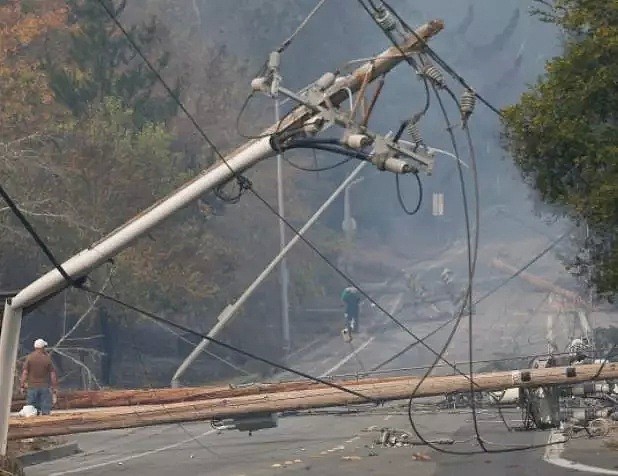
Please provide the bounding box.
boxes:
[341,286,362,342]
[20,338,58,415]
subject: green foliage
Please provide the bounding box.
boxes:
[594,326,618,351]
[502,0,618,299]
[45,0,178,125]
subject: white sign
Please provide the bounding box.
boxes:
[432,192,444,216]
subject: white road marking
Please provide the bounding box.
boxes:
[319,337,375,377]
[315,293,404,379]
[544,429,618,475]
[48,428,217,475]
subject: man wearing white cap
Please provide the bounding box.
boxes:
[19,339,58,415]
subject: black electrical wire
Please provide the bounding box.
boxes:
[236,91,301,141]
[403,84,485,454]
[0,183,76,286]
[94,0,251,201]
[126,324,222,457]
[280,142,370,162]
[474,230,571,305]
[276,0,329,54]
[79,286,378,403]
[462,120,489,452]
[371,315,458,371]
[378,0,504,118]
[357,0,431,126]
[283,155,352,172]
[395,172,422,215]
[94,0,485,384]
[404,92,570,455]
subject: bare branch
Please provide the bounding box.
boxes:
[51,348,101,389]
[55,347,106,356]
[53,266,115,349]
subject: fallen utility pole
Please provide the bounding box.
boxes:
[11,372,420,411]
[491,258,583,305]
[0,19,444,455]
[8,362,618,440]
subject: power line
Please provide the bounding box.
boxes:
[277,0,329,53]
[357,0,503,118]
[378,0,504,118]
[0,183,76,287]
[94,0,476,380]
[373,231,576,373]
[473,230,571,305]
[79,286,377,403]
[349,4,570,448]
[283,154,352,172]
[395,172,422,215]
[403,83,483,452]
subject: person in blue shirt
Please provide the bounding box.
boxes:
[341,286,362,340]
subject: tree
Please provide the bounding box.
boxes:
[0,0,68,139]
[502,0,618,300]
[44,0,178,125]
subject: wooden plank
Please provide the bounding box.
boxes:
[9,363,617,439]
[10,374,420,411]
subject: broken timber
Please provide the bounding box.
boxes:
[492,258,584,305]
[10,375,419,412]
[9,363,618,439]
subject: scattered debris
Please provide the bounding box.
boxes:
[342,455,362,461]
[412,452,431,461]
[376,428,413,447]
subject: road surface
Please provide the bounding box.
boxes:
[25,234,618,475]
[28,406,618,475]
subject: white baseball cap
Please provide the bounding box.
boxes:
[34,338,48,349]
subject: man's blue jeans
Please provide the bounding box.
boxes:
[27,387,52,415]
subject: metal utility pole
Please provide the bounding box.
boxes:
[0,19,444,455]
[275,99,291,354]
[341,176,364,273]
[170,162,367,387]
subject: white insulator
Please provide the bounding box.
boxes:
[250,77,268,93]
[316,72,336,90]
[375,9,396,31]
[268,51,281,70]
[333,75,349,88]
[422,65,445,88]
[460,89,476,120]
[383,157,411,174]
[406,121,423,145]
[345,134,372,149]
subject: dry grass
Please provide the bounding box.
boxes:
[0,455,24,476]
[7,436,66,455]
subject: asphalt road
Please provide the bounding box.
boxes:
[25,234,618,475]
[29,407,604,476]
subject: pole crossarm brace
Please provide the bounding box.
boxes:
[8,19,443,312]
